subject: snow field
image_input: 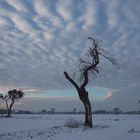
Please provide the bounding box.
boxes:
[0,114,140,140]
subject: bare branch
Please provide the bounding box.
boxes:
[100,53,119,66]
[72,37,119,89]
[64,71,80,92]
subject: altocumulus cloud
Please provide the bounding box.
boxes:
[0,0,140,108]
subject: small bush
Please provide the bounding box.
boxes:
[64,117,81,128]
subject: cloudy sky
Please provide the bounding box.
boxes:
[0,0,140,111]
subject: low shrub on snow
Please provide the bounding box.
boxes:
[64,117,82,128]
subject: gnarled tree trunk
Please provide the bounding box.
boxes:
[64,72,93,127]
[81,93,92,127]
[7,108,11,117]
[6,99,14,117]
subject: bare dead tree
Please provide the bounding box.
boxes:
[0,89,24,117]
[64,37,118,128]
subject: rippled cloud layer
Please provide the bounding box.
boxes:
[0,0,140,96]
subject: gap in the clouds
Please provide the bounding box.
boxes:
[26,87,110,101]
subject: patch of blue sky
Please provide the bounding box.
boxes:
[27,87,109,100]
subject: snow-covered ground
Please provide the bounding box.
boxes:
[0,114,140,140]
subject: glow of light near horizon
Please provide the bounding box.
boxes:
[26,87,110,100]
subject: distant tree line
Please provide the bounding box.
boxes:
[1,108,140,115]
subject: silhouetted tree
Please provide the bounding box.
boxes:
[113,108,120,115]
[64,37,118,127]
[72,107,77,114]
[41,109,47,114]
[48,107,55,114]
[0,89,24,117]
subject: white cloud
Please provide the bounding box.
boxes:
[33,0,48,16]
[6,0,29,14]
[33,0,63,28]
[43,30,53,41]
[65,22,75,32]
[0,17,7,26]
[106,0,120,30]
[56,0,73,21]
[80,0,97,30]
[10,14,37,38]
